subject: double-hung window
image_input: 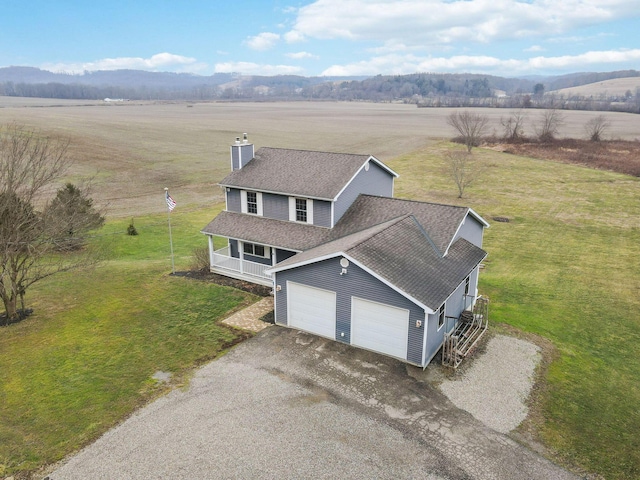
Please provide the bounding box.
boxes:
[295,198,307,222]
[246,192,258,214]
[289,197,313,224]
[241,190,262,215]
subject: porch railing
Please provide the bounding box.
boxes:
[211,246,271,281]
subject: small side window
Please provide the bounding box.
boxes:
[438,304,445,329]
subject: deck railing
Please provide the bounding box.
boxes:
[211,246,271,281]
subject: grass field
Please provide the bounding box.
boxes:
[0,100,639,478]
[0,207,255,475]
[391,144,640,479]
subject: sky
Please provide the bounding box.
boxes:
[1,0,639,78]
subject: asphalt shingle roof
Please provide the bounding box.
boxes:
[270,215,487,310]
[219,147,392,200]
[330,195,470,255]
[201,211,327,251]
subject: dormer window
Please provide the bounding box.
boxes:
[289,197,314,224]
[241,190,262,216]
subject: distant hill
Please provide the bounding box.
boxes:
[0,66,638,113]
[549,77,640,98]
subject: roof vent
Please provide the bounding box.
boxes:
[243,133,248,143]
[235,137,241,145]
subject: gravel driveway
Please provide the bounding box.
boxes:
[50,327,576,480]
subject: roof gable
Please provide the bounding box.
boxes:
[330,195,470,255]
[268,214,487,311]
[219,147,397,200]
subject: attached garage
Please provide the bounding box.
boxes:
[286,281,336,339]
[351,297,409,360]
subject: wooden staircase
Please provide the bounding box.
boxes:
[442,296,489,369]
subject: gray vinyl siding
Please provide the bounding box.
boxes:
[273,257,425,365]
[425,278,469,364]
[333,162,394,224]
[313,200,331,227]
[226,188,241,213]
[276,248,297,263]
[453,214,484,248]
[229,239,239,258]
[231,144,255,171]
[263,193,289,221]
[239,144,254,168]
[231,146,240,170]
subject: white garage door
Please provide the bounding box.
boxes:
[287,282,336,339]
[351,297,409,360]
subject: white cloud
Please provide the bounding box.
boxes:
[245,32,280,51]
[285,51,318,59]
[214,61,304,75]
[284,30,306,43]
[320,48,640,76]
[287,0,638,48]
[42,53,201,74]
[525,45,545,52]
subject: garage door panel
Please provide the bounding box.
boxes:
[287,282,336,339]
[351,297,409,360]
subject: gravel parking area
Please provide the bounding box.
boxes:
[439,335,542,434]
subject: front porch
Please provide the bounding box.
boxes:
[209,245,273,286]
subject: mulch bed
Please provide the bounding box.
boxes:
[171,270,272,297]
[0,308,33,327]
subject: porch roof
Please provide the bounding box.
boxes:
[201,211,327,251]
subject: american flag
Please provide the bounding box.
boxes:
[165,191,177,211]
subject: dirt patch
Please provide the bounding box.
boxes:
[485,138,640,177]
[171,270,272,297]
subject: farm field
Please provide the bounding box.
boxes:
[0,100,639,478]
[1,99,639,216]
[550,76,640,97]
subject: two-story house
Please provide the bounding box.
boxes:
[202,135,488,367]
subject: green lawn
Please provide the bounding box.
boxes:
[0,206,255,475]
[390,144,640,480]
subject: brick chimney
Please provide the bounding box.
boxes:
[230,133,254,171]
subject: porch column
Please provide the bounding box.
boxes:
[238,241,245,274]
[208,236,214,268]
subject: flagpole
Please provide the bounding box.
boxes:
[164,187,175,274]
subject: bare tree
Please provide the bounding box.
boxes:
[500,109,527,141]
[0,123,102,323]
[584,114,611,142]
[444,151,483,198]
[446,110,490,152]
[534,109,565,143]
